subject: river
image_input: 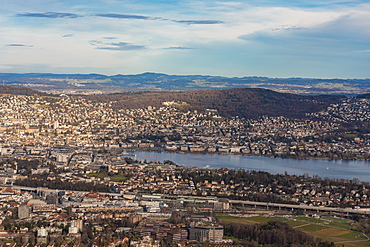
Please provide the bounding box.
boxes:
[124,151,370,183]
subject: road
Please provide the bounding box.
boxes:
[13,186,370,215]
[229,199,370,215]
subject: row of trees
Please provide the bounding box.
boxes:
[14,176,111,192]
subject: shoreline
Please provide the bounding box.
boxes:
[121,147,370,162]
[120,148,370,182]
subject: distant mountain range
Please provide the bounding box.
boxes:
[0,72,369,95]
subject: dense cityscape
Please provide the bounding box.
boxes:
[0,93,369,246]
[1,94,370,160]
[2,0,370,245]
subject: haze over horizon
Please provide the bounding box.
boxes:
[1,0,370,79]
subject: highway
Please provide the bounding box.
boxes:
[12,185,120,197]
[12,186,370,215]
[229,199,370,215]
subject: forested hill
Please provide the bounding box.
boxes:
[0,85,49,96]
[83,88,346,119]
[0,85,347,119]
[356,93,370,99]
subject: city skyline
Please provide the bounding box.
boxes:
[1,0,370,78]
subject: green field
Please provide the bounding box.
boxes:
[216,215,266,225]
[87,172,108,178]
[247,216,274,223]
[321,216,353,224]
[297,223,328,232]
[216,214,370,246]
[110,175,127,182]
[87,173,127,182]
[268,216,289,221]
[293,216,353,229]
[338,231,366,239]
[286,220,308,228]
[296,216,325,223]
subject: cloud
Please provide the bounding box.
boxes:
[89,40,104,45]
[94,13,154,20]
[93,13,225,27]
[271,25,304,31]
[16,12,81,18]
[95,42,146,51]
[174,20,224,25]
[163,46,192,50]
[6,44,33,47]
[237,10,370,64]
[3,0,369,78]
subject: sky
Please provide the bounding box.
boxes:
[1,0,370,78]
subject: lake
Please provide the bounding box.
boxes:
[126,151,370,183]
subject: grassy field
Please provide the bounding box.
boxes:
[216,214,370,246]
[296,223,328,232]
[110,175,127,182]
[246,216,273,223]
[216,215,267,225]
[310,228,369,247]
[87,172,108,178]
[87,173,127,182]
[296,216,325,223]
[285,220,308,228]
[321,216,353,224]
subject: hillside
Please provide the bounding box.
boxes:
[356,93,370,99]
[84,88,346,119]
[0,85,49,96]
[0,85,347,119]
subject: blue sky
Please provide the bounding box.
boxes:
[1,0,369,78]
